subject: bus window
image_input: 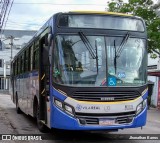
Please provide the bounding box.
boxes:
[15,60,17,75]
[28,46,31,71]
[24,50,27,72]
[33,49,39,70]
[21,54,24,74]
[18,58,21,74]
[30,45,34,71]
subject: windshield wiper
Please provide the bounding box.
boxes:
[78,31,96,59]
[78,31,99,73]
[113,32,130,74]
[116,32,130,58]
[95,40,99,73]
[114,40,117,74]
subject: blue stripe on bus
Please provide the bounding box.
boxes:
[16,71,39,79]
[51,87,67,101]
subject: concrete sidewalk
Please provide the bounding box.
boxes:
[0,106,17,143]
[0,94,16,134]
[0,107,15,134]
[147,107,160,125]
[0,94,21,143]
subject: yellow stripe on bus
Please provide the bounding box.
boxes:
[41,88,45,95]
[41,74,45,80]
[70,11,133,16]
[142,88,148,96]
[68,96,141,105]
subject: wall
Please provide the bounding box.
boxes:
[148,54,159,107]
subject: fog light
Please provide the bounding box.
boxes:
[64,104,73,115]
[55,99,63,108]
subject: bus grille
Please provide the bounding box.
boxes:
[76,112,135,125]
[72,91,140,102]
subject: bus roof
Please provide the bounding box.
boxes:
[69,11,133,17]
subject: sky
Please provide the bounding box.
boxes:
[5,0,109,31]
[4,0,160,31]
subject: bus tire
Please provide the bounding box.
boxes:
[16,94,22,114]
[36,104,48,133]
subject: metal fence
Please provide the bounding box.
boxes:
[0,77,9,91]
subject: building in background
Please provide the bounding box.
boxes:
[0,29,36,91]
[148,54,159,107]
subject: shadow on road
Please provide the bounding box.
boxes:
[17,112,124,142]
[49,130,122,141]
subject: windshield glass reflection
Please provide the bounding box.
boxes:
[107,37,147,86]
[53,35,147,87]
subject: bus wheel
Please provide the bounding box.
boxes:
[36,104,48,133]
[16,95,22,114]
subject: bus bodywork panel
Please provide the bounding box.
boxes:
[51,87,148,130]
[11,12,148,132]
[51,101,147,130]
[15,71,39,116]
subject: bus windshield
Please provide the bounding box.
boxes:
[53,35,147,87]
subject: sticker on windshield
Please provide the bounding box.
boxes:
[108,77,116,86]
[100,78,106,86]
[117,72,126,78]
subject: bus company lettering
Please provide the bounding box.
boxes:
[76,104,100,111]
[125,105,133,110]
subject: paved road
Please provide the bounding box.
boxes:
[0,94,160,143]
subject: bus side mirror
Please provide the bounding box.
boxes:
[43,33,52,66]
[48,34,52,65]
[48,34,52,46]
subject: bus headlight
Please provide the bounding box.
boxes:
[54,99,63,108]
[54,98,74,116]
[136,103,143,115]
[136,99,147,115]
[64,104,74,115]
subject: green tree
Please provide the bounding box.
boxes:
[107,0,160,55]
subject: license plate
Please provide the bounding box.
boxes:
[99,118,115,126]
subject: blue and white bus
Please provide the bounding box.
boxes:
[11,11,148,132]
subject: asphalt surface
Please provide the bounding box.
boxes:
[0,93,160,143]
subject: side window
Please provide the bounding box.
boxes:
[21,54,24,73]
[28,46,31,71]
[30,45,34,71]
[24,51,26,72]
[33,51,36,69]
[18,58,20,74]
[15,60,17,75]
[13,61,16,76]
[33,41,39,69]
[0,59,3,67]
[24,50,28,72]
[33,48,39,70]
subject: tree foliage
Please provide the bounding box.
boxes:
[107,0,160,54]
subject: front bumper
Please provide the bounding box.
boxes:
[50,105,147,130]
